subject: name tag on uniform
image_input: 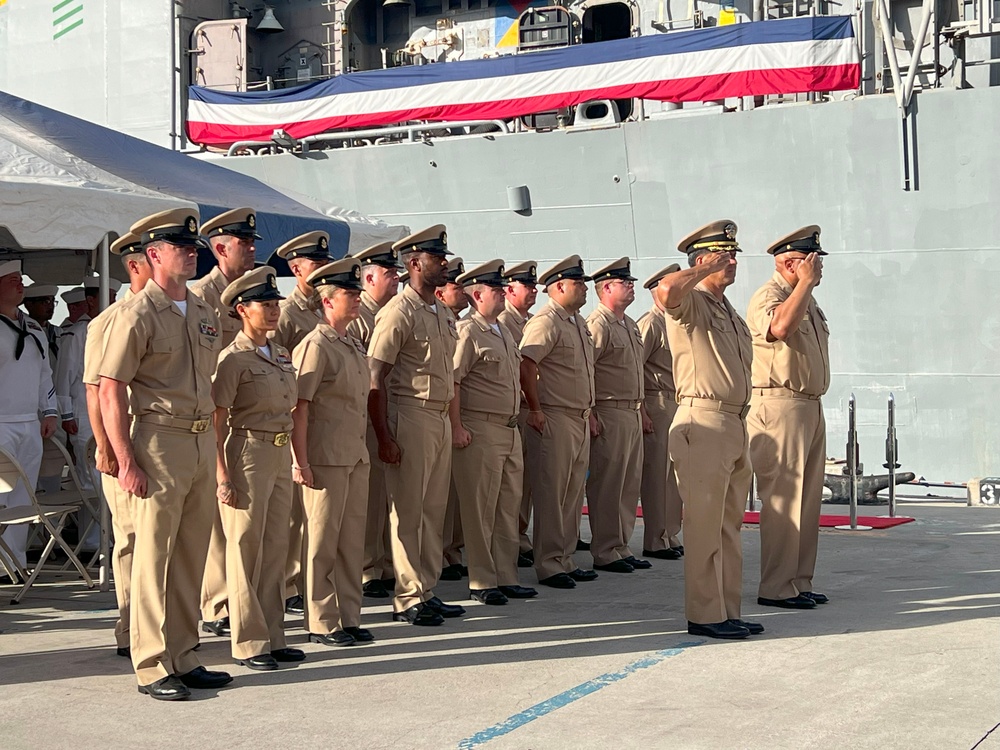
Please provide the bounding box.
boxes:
[199,322,218,338]
[802,313,811,322]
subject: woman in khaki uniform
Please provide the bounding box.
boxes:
[291,258,373,647]
[214,266,306,670]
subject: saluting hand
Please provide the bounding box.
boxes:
[118,461,149,499]
[453,425,472,449]
[378,438,402,465]
[797,253,823,287]
[527,410,546,435]
[699,252,732,277]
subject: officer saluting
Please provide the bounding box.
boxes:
[748,226,830,610]
[657,220,760,640]
[99,208,232,699]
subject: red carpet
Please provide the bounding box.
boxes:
[742,511,914,529]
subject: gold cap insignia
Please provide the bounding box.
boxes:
[441,232,448,246]
[724,223,737,240]
[248,214,256,228]
[319,237,328,250]
[186,216,198,233]
[354,266,361,279]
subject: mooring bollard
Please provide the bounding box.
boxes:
[837,393,872,531]
[885,393,898,518]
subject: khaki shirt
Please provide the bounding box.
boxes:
[519,299,595,411]
[746,272,830,397]
[346,290,380,349]
[454,311,522,418]
[82,288,135,387]
[213,331,296,432]
[587,304,644,402]
[368,284,457,403]
[272,286,320,353]
[191,266,242,349]
[100,280,221,418]
[498,300,530,343]
[293,323,370,466]
[665,286,752,407]
[636,304,676,396]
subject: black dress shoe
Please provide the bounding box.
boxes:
[728,618,765,635]
[271,647,307,662]
[576,539,591,551]
[499,585,539,599]
[623,556,652,570]
[392,604,444,626]
[237,653,279,671]
[284,595,304,615]
[470,588,508,605]
[344,626,375,643]
[757,595,817,609]
[643,548,682,560]
[568,568,598,582]
[179,666,233,689]
[440,564,465,581]
[138,675,190,701]
[424,596,466,618]
[538,573,576,589]
[801,591,829,604]
[672,545,684,555]
[379,577,396,591]
[201,617,231,637]
[116,646,131,658]
[362,579,390,598]
[594,560,633,573]
[517,550,534,568]
[688,620,750,639]
[309,631,356,647]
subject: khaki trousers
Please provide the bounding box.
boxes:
[129,424,214,686]
[452,415,524,590]
[102,472,134,649]
[641,393,683,551]
[669,405,751,625]
[748,395,826,600]
[362,424,392,583]
[587,405,643,565]
[284,486,304,598]
[516,408,533,554]
[526,409,589,581]
[221,434,293,659]
[384,405,451,612]
[442,480,464,566]
[199,507,228,622]
[302,461,369,633]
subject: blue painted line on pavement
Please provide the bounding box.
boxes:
[457,640,703,749]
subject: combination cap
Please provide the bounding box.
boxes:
[642,263,682,290]
[457,259,505,288]
[352,241,401,269]
[677,219,741,254]
[443,257,465,284]
[275,231,334,262]
[111,232,144,257]
[392,224,451,257]
[201,207,262,241]
[766,225,827,256]
[131,207,206,248]
[502,261,537,285]
[538,255,592,287]
[591,256,637,284]
[307,258,364,292]
[221,265,284,307]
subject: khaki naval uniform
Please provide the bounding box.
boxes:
[747,272,830,600]
[666,287,753,625]
[586,304,645,565]
[452,311,524,590]
[294,323,371,633]
[100,280,221,686]
[214,332,296,659]
[369,284,457,612]
[520,300,595,581]
[347,290,394,585]
[498,299,533,554]
[637,305,683,551]
[442,304,466,570]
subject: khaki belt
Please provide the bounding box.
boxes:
[543,405,592,420]
[595,399,642,411]
[462,409,519,428]
[232,427,291,447]
[677,396,750,419]
[138,414,212,433]
[753,387,821,401]
[392,395,450,412]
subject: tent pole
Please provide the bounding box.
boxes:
[98,234,111,593]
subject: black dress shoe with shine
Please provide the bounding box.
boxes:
[201,617,231,637]
[499,585,538,599]
[425,596,466,618]
[538,573,576,589]
[728,618,765,635]
[575,539,591,551]
[568,568,598,582]
[237,653,279,671]
[310,630,356,647]
[594,560,633,573]
[517,550,534,568]
[687,620,750,640]
[179,666,233,689]
[116,646,131,659]
[623,556,652,570]
[801,591,829,604]
[271,647,307,662]
[138,675,190,701]
[757,595,817,609]
[643,548,682,560]
[362,579,390,598]
[393,604,444,626]
[440,564,465,581]
[284,595,305,615]
[470,588,508,605]
[344,627,375,643]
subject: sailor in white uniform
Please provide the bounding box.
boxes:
[59,287,87,330]
[22,283,65,496]
[0,260,58,569]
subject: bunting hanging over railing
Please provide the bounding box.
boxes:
[187,16,859,147]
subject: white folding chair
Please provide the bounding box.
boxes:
[34,437,103,569]
[0,445,95,604]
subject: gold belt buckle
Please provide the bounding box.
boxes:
[273,432,290,447]
[191,418,210,433]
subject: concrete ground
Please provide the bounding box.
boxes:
[1,502,998,750]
